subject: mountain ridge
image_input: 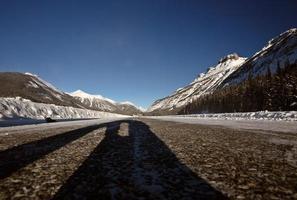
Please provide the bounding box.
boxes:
[147,53,247,113]
[148,28,297,114]
[0,72,142,115]
[221,28,297,87]
[69,89,144,114]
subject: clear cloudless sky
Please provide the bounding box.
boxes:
[0,0,296,108]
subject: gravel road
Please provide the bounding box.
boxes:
[0,118,296,199]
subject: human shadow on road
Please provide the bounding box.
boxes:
[0,124,107,179]
[53,120,227,200]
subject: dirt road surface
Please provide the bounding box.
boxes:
[0,118,296,199]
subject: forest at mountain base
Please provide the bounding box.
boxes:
[180,63,297,114]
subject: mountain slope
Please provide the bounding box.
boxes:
[69,90,143,115]
[222,28,297,86]
[179,62,297,114]
[147,53,247,113]
[0,72,142,116]
[69,90,119,112]
[117,101,145,115]
[0,72,84,108]
[148,28,297,114]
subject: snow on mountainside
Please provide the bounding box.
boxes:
[69,90,143,114]
[222,28,297,86]
[0,72,142,118]
[24,72,64,97]
[69,90,118,112]
[0,72,84,108]
[70,90,116,104]
[116,102,144,114]
[0,97,127,120]
[148,53,247,112]
[148,28,297,113]
[119,101,146,112]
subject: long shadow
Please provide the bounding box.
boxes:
[0,117,99,128]
[53,120,228,199]
[53,121,134,199]
[0,124,106,179]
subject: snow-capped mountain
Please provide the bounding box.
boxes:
[148,28,297,114]
[69,90,119,112]
[0,72,142,116]
[148,53,247,112]
[69,90,143,115]
[222,28,297,86]
[0,72,84,108]
[117,101,146,114]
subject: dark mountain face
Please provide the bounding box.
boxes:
[0,72,84,108]
[116,103,143,116]
[222,28,297,87]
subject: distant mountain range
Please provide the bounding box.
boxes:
[0,28,296,118]
[148,28,297,114]
[0,72,143,116]
[69,90,144,115]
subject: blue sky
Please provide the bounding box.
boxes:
[0,0,296,108]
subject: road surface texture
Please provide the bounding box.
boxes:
[148,116,297,134]
[0,118,296,199]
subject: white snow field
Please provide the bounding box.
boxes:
[148,111,297,134]
[178,111,297,121]
[0,97,128,122]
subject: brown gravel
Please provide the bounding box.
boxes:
[0,118,296,200]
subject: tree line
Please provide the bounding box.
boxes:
[179,63,297,114]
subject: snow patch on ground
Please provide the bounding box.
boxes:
[0,97,128,120]
[148,111,297,134]
[176,111,297,121]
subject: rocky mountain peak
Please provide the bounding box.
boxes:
[218,53,241,64]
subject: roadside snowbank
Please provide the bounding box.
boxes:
[152,111,297,121]
[0,97,128,120]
